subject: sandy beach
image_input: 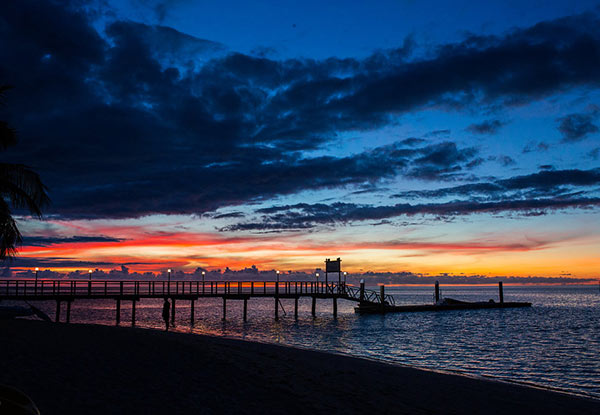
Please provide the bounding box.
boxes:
[1,319,598,415]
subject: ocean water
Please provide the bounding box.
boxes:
[13,284,600,399]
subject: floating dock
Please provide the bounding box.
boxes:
[355,300,532,314]
[354,281,531,314]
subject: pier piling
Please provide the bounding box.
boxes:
[333,297,337,318]
[116,299,121,325]
[359,280,365,303]
[171,299,176,325]
[435,281,440,303]
[499,281,504,303]
[131,300,136,327]
[294,297,298,319]
[191,299,195,325]
[275,281,279,321]
[380,285,385,312]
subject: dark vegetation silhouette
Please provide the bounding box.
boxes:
[0,85,49,260]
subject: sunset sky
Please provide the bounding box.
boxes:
[2,0,600,277]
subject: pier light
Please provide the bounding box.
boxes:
[167,269,172,283]
[202,271,205,284]
[276,270,280,282]
[88,269,92,280]
[315,272,319,282]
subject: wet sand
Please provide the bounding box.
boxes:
[1,319,598,415]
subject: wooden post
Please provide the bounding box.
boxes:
[190,299,195,326]
[243,298,248,322]
[171,299,176,325]
[275,281,279,320]
[435,281,440,303]
[222,297,226,321]
[359,280,365,303]
[333,296,337,318]
[294,297,298,319]
[131,300,136,327]
[380,285,385,312]
[66,301,71,323]
[311,296,316,317]
[55,301,61,323]
[499,281,504,303]
[116,299,121,325]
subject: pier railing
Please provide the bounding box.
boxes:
[0,279,355,298]
[345,285,396,306]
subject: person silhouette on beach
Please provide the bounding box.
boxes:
[162,299,170,331]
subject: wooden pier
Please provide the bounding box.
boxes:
[0,279,392,325]
[1,278,531,324]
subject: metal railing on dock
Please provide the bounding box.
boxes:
[0,279,366,298]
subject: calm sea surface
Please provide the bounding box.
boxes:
[17,284,600,398]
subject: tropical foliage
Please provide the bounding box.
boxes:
[0,85,49,259]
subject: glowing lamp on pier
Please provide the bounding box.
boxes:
[88,269,92,280]
[276,270,280,282]
[167,269,172,283]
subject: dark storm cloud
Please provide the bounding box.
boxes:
[393,168,600,200]
[557,112,599,141]
[2,1,600,219]
[466,119,506,135]
[9,257,118,268]
[22,235,125,247]
[223,197,600,232]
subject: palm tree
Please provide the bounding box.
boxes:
[0,85,49,259]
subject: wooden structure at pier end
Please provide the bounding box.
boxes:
[1,258,531,325]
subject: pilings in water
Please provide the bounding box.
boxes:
[55,301,61,323]
[294,297,298,319]
[190,299,195,325]
[275,282,279,321]
[359,280,365,303]
[435,281,440,303]
[171,299,176,325]
[131,300,136,327]
[499,281,504,303]
[380,285,385,312]
[333,297,337,318]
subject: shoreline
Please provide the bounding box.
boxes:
[183,325,597,402]
[2,319,599,415]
